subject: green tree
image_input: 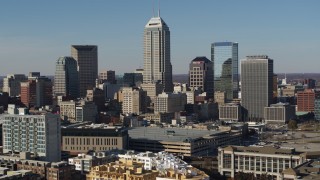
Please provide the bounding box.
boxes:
[288,120,298,132]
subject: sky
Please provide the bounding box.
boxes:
[0,0,319,75]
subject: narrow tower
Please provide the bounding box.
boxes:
[143,14,173,92]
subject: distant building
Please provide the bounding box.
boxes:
[154,92,186,113]
[219,103,242,121]
[71,45,98,97]
[121,87,147,115]
[61,124,128,154]
[54,56,79,98]
[211,42,239,102]
[304,78,316,89]
[59,100,97,122]
[140,83,163,106]
[1,108,61,162]
[189,56,214,98]
[296,89,319,112]
[143,16,173,92]
[218,145,307,179]
[99,70,116,84]
[241,55,274,121]
[314,98,320,120]
[123,72,143,87]
[215,91,226,105]
[2,74,27,97]
[86,87,105,111]
[20,75,52,108]
[264,103,295,124]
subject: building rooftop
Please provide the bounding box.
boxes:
[145,17,168,28]
[221,145,305,156]
[128,127,229,142]
[191,56,211,63]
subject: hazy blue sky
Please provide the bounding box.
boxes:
[0,0,319,75]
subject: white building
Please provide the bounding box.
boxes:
[68,152,115,172]
[143,16,173,92]
[218,145,306,180]
[121,87,147,115]
[1,106,61,162]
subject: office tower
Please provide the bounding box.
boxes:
[20,80,37,107]
[21,75,53,108]
[99,70,116,84]
[2,74,27,96]
[71,45,98,97]
[140,83,163,106]
[121,87,147,115]
[143,15,173,92]
[241,55,273,120]
[54,56,79,98]
[189,57,214,98]
[296,89,319,112]
[154,92,187,113]
[211,42,239,102]
[2,106,61,162]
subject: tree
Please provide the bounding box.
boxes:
[234,172,255,180]
[288,120,298,132]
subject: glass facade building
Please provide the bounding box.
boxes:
[211,42,239,101]
[314,99,320,120]
[54,56,79,98]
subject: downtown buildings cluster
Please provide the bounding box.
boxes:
[0,13,320,180]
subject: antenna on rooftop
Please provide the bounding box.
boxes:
[158,0,161,17]
[153,0,155,17]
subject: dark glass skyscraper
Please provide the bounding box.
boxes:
[211,42,239,101]
[54,56,79,98]
[241,55,274,120]
[71,45,98,97]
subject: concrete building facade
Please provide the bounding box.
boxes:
[189,57,214,98]
[1,109,61,162]
[218,145,307,180]
[241,55,273,121]
[143,16,173,92]
[264,103,296,124]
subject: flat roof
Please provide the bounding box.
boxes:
[128,127,227,142]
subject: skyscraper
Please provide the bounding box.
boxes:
[71,45,98,97]
[241,55,274,120]
[143,15,173,92]
[54,56,79,98]
[188,57,214,98]
[211,42,239,102]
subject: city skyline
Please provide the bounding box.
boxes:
[0,0,319,75]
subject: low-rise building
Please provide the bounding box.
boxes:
[61,124,128,154]
[219,103,242,121]
[128,127,242,156]
[264,103,296,124]
[218,145,307,180]
[68,152,116,173]
[87,151,209,180]
[59,100,97,122]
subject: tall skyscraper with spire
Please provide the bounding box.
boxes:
[143,13,173,92]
